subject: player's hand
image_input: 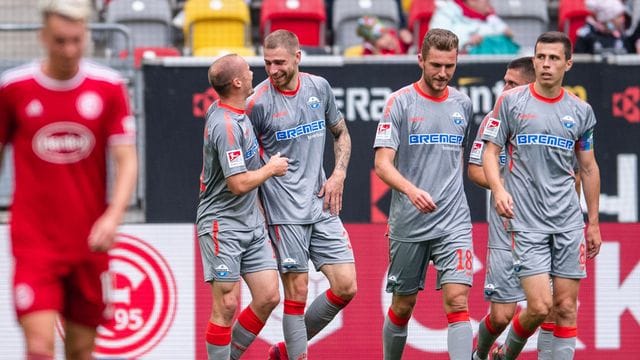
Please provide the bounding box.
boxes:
[494,189,514,218]
[318,170,345,216]
[407,186,436,213]
[268,152,289,177]
[88,212,120,252]
[586,223,602,259]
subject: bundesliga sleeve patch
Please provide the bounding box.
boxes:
[470,141,484,160]
[484,118,501,137]
[376,122,393,140]
[226,149,244,168]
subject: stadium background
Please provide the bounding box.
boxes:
[0,0,639,358]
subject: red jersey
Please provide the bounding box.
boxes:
[0,60,135,260]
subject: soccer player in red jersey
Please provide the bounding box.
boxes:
[0,0,137,358]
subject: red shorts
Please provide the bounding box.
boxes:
[13,253,111,328]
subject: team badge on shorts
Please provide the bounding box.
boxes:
[215,264,230,277]
[484,118,501,137]
[226,149,244,168]
[451,112,465,125]
[376,123,392,140]
[307,96,321,109]
[470,141,484,160]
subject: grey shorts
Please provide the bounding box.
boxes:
[386,229,474,296]
[483,247,525,303]
[268,216,355,273]
[198,224,277,282]
[511,229,587,280]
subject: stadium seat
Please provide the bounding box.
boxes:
[407,0,435,50]
[183,0,253,56]
[261,0,326,47]
[492,0,549,51]
[332,0,400,54]
[105,0,177,55]
[558,0,591,46]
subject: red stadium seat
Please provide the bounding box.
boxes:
[260,0,326,47]
[408,0,435,49]
[558,0,592,46]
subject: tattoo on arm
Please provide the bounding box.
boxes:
[329,119,351,174]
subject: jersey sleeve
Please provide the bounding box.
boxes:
[481,93,509,147]
[323,78,343,128]
[107,80,136,146]
[577,104,596,151]
[469,113,491,166]
[212,115,248,178]
[373,91,404,150]
[0,83,15,147]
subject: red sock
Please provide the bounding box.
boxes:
[206,321,231,346]
[446,310,470,324]
[237,306,266,335]
[326,289,351,308]
[387,307,410,327]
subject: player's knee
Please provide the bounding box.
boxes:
[490,311,512,332]
[553,297,578,322]
[443,293,468,313]
[527,299,552,321]
[331,278,357,301]
[218,293,240,318]
[25,335,55,357]
[64,343,94,360]
[258,290,281,313]
[391,297,417,318]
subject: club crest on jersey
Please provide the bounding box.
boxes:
[307,96,321,109]
[561,115,576,129]
[451,112,465,125]
[470,141,483,160]
[76,91,103,120]
[25,99,43,117]
[376,123,392,140]
[484,118,501,137]
[226,149,244,168]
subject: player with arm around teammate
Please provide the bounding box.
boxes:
[196,54,289,360]
[374,28,474,360]
[482,31,601,360]
[0,0,137,358]
[247,29,357,360]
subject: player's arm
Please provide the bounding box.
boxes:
[226,152,288,195]
[89,143,137,251]
[319,118,351,215]
[577,147,601,258]
[374,147,436,213]
[483,142,513,218]
[468,163,489,189]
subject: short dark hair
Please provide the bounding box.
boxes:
[421,28,459,57]
[264,29,300,55]
[208,54,239,97]
[507,56,535,83]
[535,31,572,60]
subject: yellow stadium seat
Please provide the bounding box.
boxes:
[193,46,256,57]
[183,0,252,55]
[343,44,364,57]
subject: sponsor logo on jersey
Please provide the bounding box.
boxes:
[14,283,34,311]
[408,133,464,145]
[470,141,483,160]
[76,91,103,120]
[562,115,576,129]
[245,137,259,160]
[275,120,325,141]
[516,134,575,150]
[226,149,244,168]
[484,118,501,137]
[451,112,465,125]
[307,96,321,109]
[25,99,43,117]
[215,264,230,277]
[282,258,298,269]
[32,122,96,164]
[376,123,392,140]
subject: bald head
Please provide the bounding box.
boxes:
[208,54,246,97]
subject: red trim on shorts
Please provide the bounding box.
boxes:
[530,83,564,103]
[484,315,499,335]
[206,322,231,346]
[26,353,54,360]
[326,289,350,308]
[554,325,577,338]
[274,225,281,241]
[284,300,306,315]
[512,314,536,339]
[212,221,220,256]
[511,232,516,250]
[387,308,410,327]
[446,310,470,324]
[237,306,266,335]
[540,322,556,332]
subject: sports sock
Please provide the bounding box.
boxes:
[537,322,555,360]
[206,321,231,360]
[502,315,536,359]
[552,326,577,360]
[305,289,351,339]
[230,307,266,359]
[476,314,501,360]
[283,299,307,360]
[447,311,473,360]
[383,307,410,360]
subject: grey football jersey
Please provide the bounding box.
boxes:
[196,101,263,235]
[374,83,473,242]
[482,84,596,233]
[247,73,343,225]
